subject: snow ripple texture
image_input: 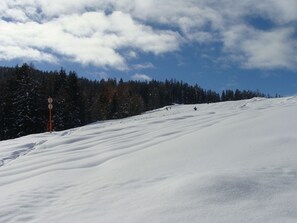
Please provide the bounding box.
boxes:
[0,97,297,223]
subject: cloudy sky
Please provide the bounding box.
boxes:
[0,0,297,95]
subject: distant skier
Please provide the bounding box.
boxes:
[194,106,197,111]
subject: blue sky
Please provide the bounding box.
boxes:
[0,0,297,96]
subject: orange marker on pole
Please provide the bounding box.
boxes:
[48,97,53,133]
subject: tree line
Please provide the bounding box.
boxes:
[0,64,270,140]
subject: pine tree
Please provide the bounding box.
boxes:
[63,71,84,128]
[13,64,44,137]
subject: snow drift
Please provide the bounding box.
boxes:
[0,97,297,223]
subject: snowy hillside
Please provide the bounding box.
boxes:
[1,97,297,223]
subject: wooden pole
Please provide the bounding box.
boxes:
[48,97,53,133]
[49,107,52,132]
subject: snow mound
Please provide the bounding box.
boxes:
[1,97,297,223]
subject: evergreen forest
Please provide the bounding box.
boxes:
[0,63,269,141]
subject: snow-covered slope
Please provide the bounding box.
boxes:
[1,97,297,223]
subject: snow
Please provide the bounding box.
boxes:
[1,97,297,222]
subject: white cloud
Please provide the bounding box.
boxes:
[0,10,179,70]
[223,25,297,69]
[126,51,138,59]
[4,8,28,22]
[252,0,297,24]
[131,73,152,82]
[242,28,296,69]
[133,62,155,70]
[91,72,109,80]
[0,0,296,70]
[0,45,57,62]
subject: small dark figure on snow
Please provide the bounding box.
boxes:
[194,106,197,111]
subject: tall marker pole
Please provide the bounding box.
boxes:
[48,97,53,133]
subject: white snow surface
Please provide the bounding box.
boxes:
[1,97,297,223]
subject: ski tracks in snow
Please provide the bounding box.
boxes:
[0,140,47,168]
